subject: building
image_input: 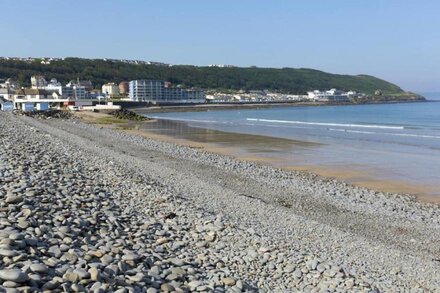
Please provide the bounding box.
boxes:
[48,78,61,87]
[44,78,63,94]
[46,85,73,98]
[163,86,205,102]
[0,78,20,89]
[66,79,93,91]
[76,80,93,91]
[14,88,51,100]
[65,81,87,99]
[184,89,205,101]
[44,80,86,100]
[307,89,350,102]
[31,75,48,89]
[208,64,236,68]
[129,80,165,102]
[129,80,205,103]
[0,88,15,101]
[118,81,129,95]
[87,90,104,99]
[72,85,86,99]
[0,97,13,111]
[12,88,67,111]
[102,83,120,97]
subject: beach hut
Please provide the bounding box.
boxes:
[36,102,49,111]
[0,98,13,111]
[21,103,34,112]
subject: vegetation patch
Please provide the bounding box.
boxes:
[95,116,128,124]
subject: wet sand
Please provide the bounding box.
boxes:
[74,111,440,203]
[286,166,440,202]
[132,101,327,113]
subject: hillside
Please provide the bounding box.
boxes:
[0,58,405,95]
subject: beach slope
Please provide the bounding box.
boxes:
[1,111,440,291]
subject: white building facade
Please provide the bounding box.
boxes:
[129,80,164,102]
[307,89,350,102]
[31,75,48,89]
[102,83,120,97]
[129,80,204,103]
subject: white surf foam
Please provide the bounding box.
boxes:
[329,128,440,139]
[246,118,405,130]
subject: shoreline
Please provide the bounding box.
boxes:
[129,99,429,113]
[3,111,440,291]
[74,111,440,203]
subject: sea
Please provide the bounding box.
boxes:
[147,95,440,199]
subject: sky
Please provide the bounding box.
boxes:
[1,0,439,92]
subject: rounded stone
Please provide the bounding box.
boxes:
[222,277,236,286]
[160,284,174,292]
[30,263,49,274]
[0,269,29,283]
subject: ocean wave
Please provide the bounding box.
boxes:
[149,117,220,124]
[246,118,405,130]
[329,128,440,139]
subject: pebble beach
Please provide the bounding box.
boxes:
[1,111,440,292]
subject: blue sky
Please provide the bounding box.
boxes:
[1,0,439,92]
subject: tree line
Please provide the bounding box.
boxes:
[0,58,404,94]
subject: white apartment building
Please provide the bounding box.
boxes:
[129,80,165,102]
[129,80,205,103]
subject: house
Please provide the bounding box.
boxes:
[118,81,129,95]
[31,75,48,89]
[14,88,52,100]
[13,89,68,111]
[102,83,120,97]
[69,79,93,91]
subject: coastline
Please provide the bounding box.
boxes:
[129,98,428,114]
[3,110,440,291]
[75,111,440,203]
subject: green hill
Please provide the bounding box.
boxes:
[0,58,405,95]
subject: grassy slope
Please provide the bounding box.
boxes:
[0,58,405,95]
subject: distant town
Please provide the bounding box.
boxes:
[0,56,172,67]
[0,55,422,113]
[0,73,368,112]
